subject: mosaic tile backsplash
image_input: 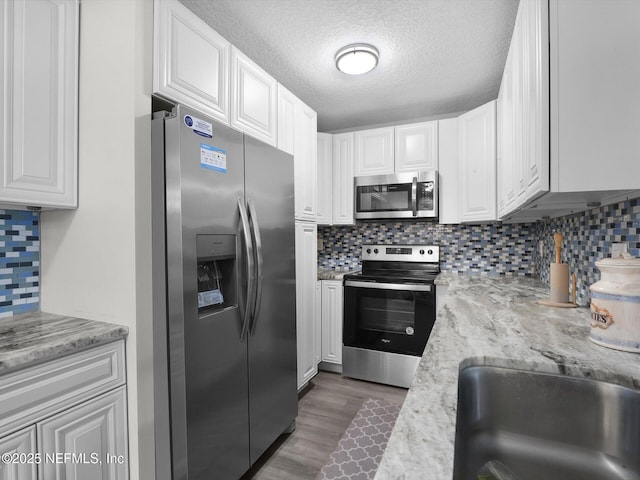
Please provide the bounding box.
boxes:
[0,210,40,318]
[534,197,640,306]
[318,196,640,308]
[318,221,537,275]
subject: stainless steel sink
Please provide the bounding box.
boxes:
[453,365,640,480]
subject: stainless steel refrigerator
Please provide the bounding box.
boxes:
[151,104,297,480]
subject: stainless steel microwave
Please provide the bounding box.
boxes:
[354,171,438,220]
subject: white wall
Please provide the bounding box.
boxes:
[40,1,155,479]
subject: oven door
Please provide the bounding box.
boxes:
[343,280,436,356]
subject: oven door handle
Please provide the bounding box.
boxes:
[411,176,418,216]
[344,280,432,292]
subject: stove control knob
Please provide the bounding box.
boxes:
[427,249,433,255]
[366,248,371,254]
[419,249,425,255]
[373,248,379,254]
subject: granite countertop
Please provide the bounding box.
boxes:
[0,311,129,373]
[375,275,640,480]
[317,267,361,280]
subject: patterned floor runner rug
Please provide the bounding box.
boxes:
[316,398,402,480]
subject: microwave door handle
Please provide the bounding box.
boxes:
[411,176,418,216]
[238,198,255,341]
[247,199,263,334]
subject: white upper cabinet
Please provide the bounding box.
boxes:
[458,101,497,223]
[0,0,78,209]
[277,83,296,155]
[437,118,460,224]
[395,121,439,172]
[294,99,317,221]
[332,133,355,225]
[498,0,640,222]
[230,47,278,146]
[316,133,333,225]
[277,83,318,221]
[153,0,230,124]
[497,49,517,218]
[550,0,640,192]
[354,127,394,176]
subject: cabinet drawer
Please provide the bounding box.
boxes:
[0,341,125,435]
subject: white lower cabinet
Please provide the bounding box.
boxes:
[39,387,128,480]
[315,281,322,365]
[295,222,318,389]
[320,280,343,366]
[0,426,37,480]
[0,341,128,480]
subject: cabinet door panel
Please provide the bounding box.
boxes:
[459,101,497,222]
[316,133,333,224]
[332,133,355,225]
[551,0,640,192]
[354,127,394,176]
[0,426,37,480]
[295,222,318,389]
[231,47,277,146]
[294,100,317,221]
[321,281,343,365]
[0,0,78,208]
[395,122,438,172]
[277,83,296,155]
[153,0,229,124]
[525,0,549,200]
[38,387,128,480]
[437,118,459,224]
[315,282,322,365]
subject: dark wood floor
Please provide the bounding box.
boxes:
[241,371,408,480]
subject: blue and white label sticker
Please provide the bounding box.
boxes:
[184,115,213,138]
[200,143,227,173]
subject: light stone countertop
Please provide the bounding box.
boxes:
[317,267,361,281]
[0,311,128,373]
[374,275,640,480]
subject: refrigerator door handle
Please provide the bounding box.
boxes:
[247,198,264,333]
[238,197,255,341]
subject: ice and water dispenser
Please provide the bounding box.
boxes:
[196,234,236,314]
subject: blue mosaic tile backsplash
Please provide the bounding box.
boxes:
[534,197,640,306]
[318,196,640,308]
[318,221,537,275]
[0,210,40,318]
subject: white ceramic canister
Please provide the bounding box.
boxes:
[589,257,640,352]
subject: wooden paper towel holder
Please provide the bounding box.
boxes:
[537,233,578,308]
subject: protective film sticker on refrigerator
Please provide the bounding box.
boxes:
[200,143,227,173]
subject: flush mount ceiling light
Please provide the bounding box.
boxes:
[335,43,379,75]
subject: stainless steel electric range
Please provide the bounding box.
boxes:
[342,244,440,388]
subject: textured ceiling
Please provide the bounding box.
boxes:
[178,0,518,132]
